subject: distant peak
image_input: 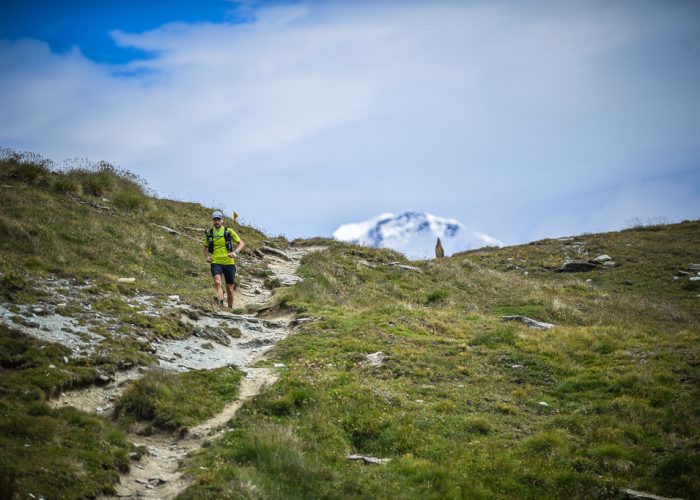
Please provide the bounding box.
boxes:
[333,211,502,259]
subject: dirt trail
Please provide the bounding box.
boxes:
[107,367,277,499]
[56,244,323,499]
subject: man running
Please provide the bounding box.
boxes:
[204,210,245,308]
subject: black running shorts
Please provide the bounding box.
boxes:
[210,264,236,284]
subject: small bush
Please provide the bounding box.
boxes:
[50,175,80,194]
[521,431,565,457]
[68,168,114,197]
[589,443,634,472]
[426,289,449,304]
[112,189,148,211]
[0,150,53,186]
[463,415,493,435]
[471,326,517,347]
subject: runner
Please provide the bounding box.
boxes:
[204,210,244,307]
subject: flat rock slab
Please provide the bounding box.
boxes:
[347,454,391,465]
[624,488,684,500]
[501,315,555,330]
[387,262,422,273]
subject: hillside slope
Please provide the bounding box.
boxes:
[1,154,699,499]
[181,229,699,498]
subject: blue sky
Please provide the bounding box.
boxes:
[1,0,699,245]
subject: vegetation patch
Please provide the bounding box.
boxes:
[0,324,131,498]
[114,366,244,432]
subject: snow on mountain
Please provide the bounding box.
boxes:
[333,211,503,260]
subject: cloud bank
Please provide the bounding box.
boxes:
[1,0,699,242]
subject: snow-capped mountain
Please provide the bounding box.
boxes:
[333,211,503,260]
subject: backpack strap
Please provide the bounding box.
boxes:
[224,227,233,252]
[205,228,214,254]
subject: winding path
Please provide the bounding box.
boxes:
[81,245,324,499]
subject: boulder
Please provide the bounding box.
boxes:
[362,351,388,367]
[261,246,292,261]
[193,328,231,346]
[592,254,612,263]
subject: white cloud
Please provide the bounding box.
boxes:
[1,1,699,241]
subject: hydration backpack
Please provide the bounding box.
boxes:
[206,227,233,254]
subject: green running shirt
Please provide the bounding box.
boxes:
[205,227,241,265]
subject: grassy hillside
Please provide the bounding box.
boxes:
[1,152,699,498]
[181,226,699,498]
[0,152,271,497]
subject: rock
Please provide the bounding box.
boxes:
[356,259,378,269]
[387,262,422,273]
[293,317,314,326]
[592,254,612,263]
[676,271,691,277]
[153,224,181,236]
[194,328,231,346]
[511,364,524,369]
[688,263,700,271]
[362,351,388,367]
[273,363,286,368]
[201,342,215,350]
[623,488,684,500]
[347,454,391,465]
[117,277,136,283]
[501,315,554,330]
[261,246,293,261]
[435,237,445,258]
[555,262,597,273]
[97,373,114,384]
[539,401,549,406]
[689,277,700,282]
[601,261,616,267]
[279,275,302,286]
[240,338,273,349]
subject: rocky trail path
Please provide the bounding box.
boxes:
[104,367,277,499]
[102,246,322,499]
[0,244,324,499]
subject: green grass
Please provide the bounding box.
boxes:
[0,153,270,309]
[1,151,699,498]
[114,366,244,432]
[182,224,700,498]
[0,152,272,496]
[0,324,132,498]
